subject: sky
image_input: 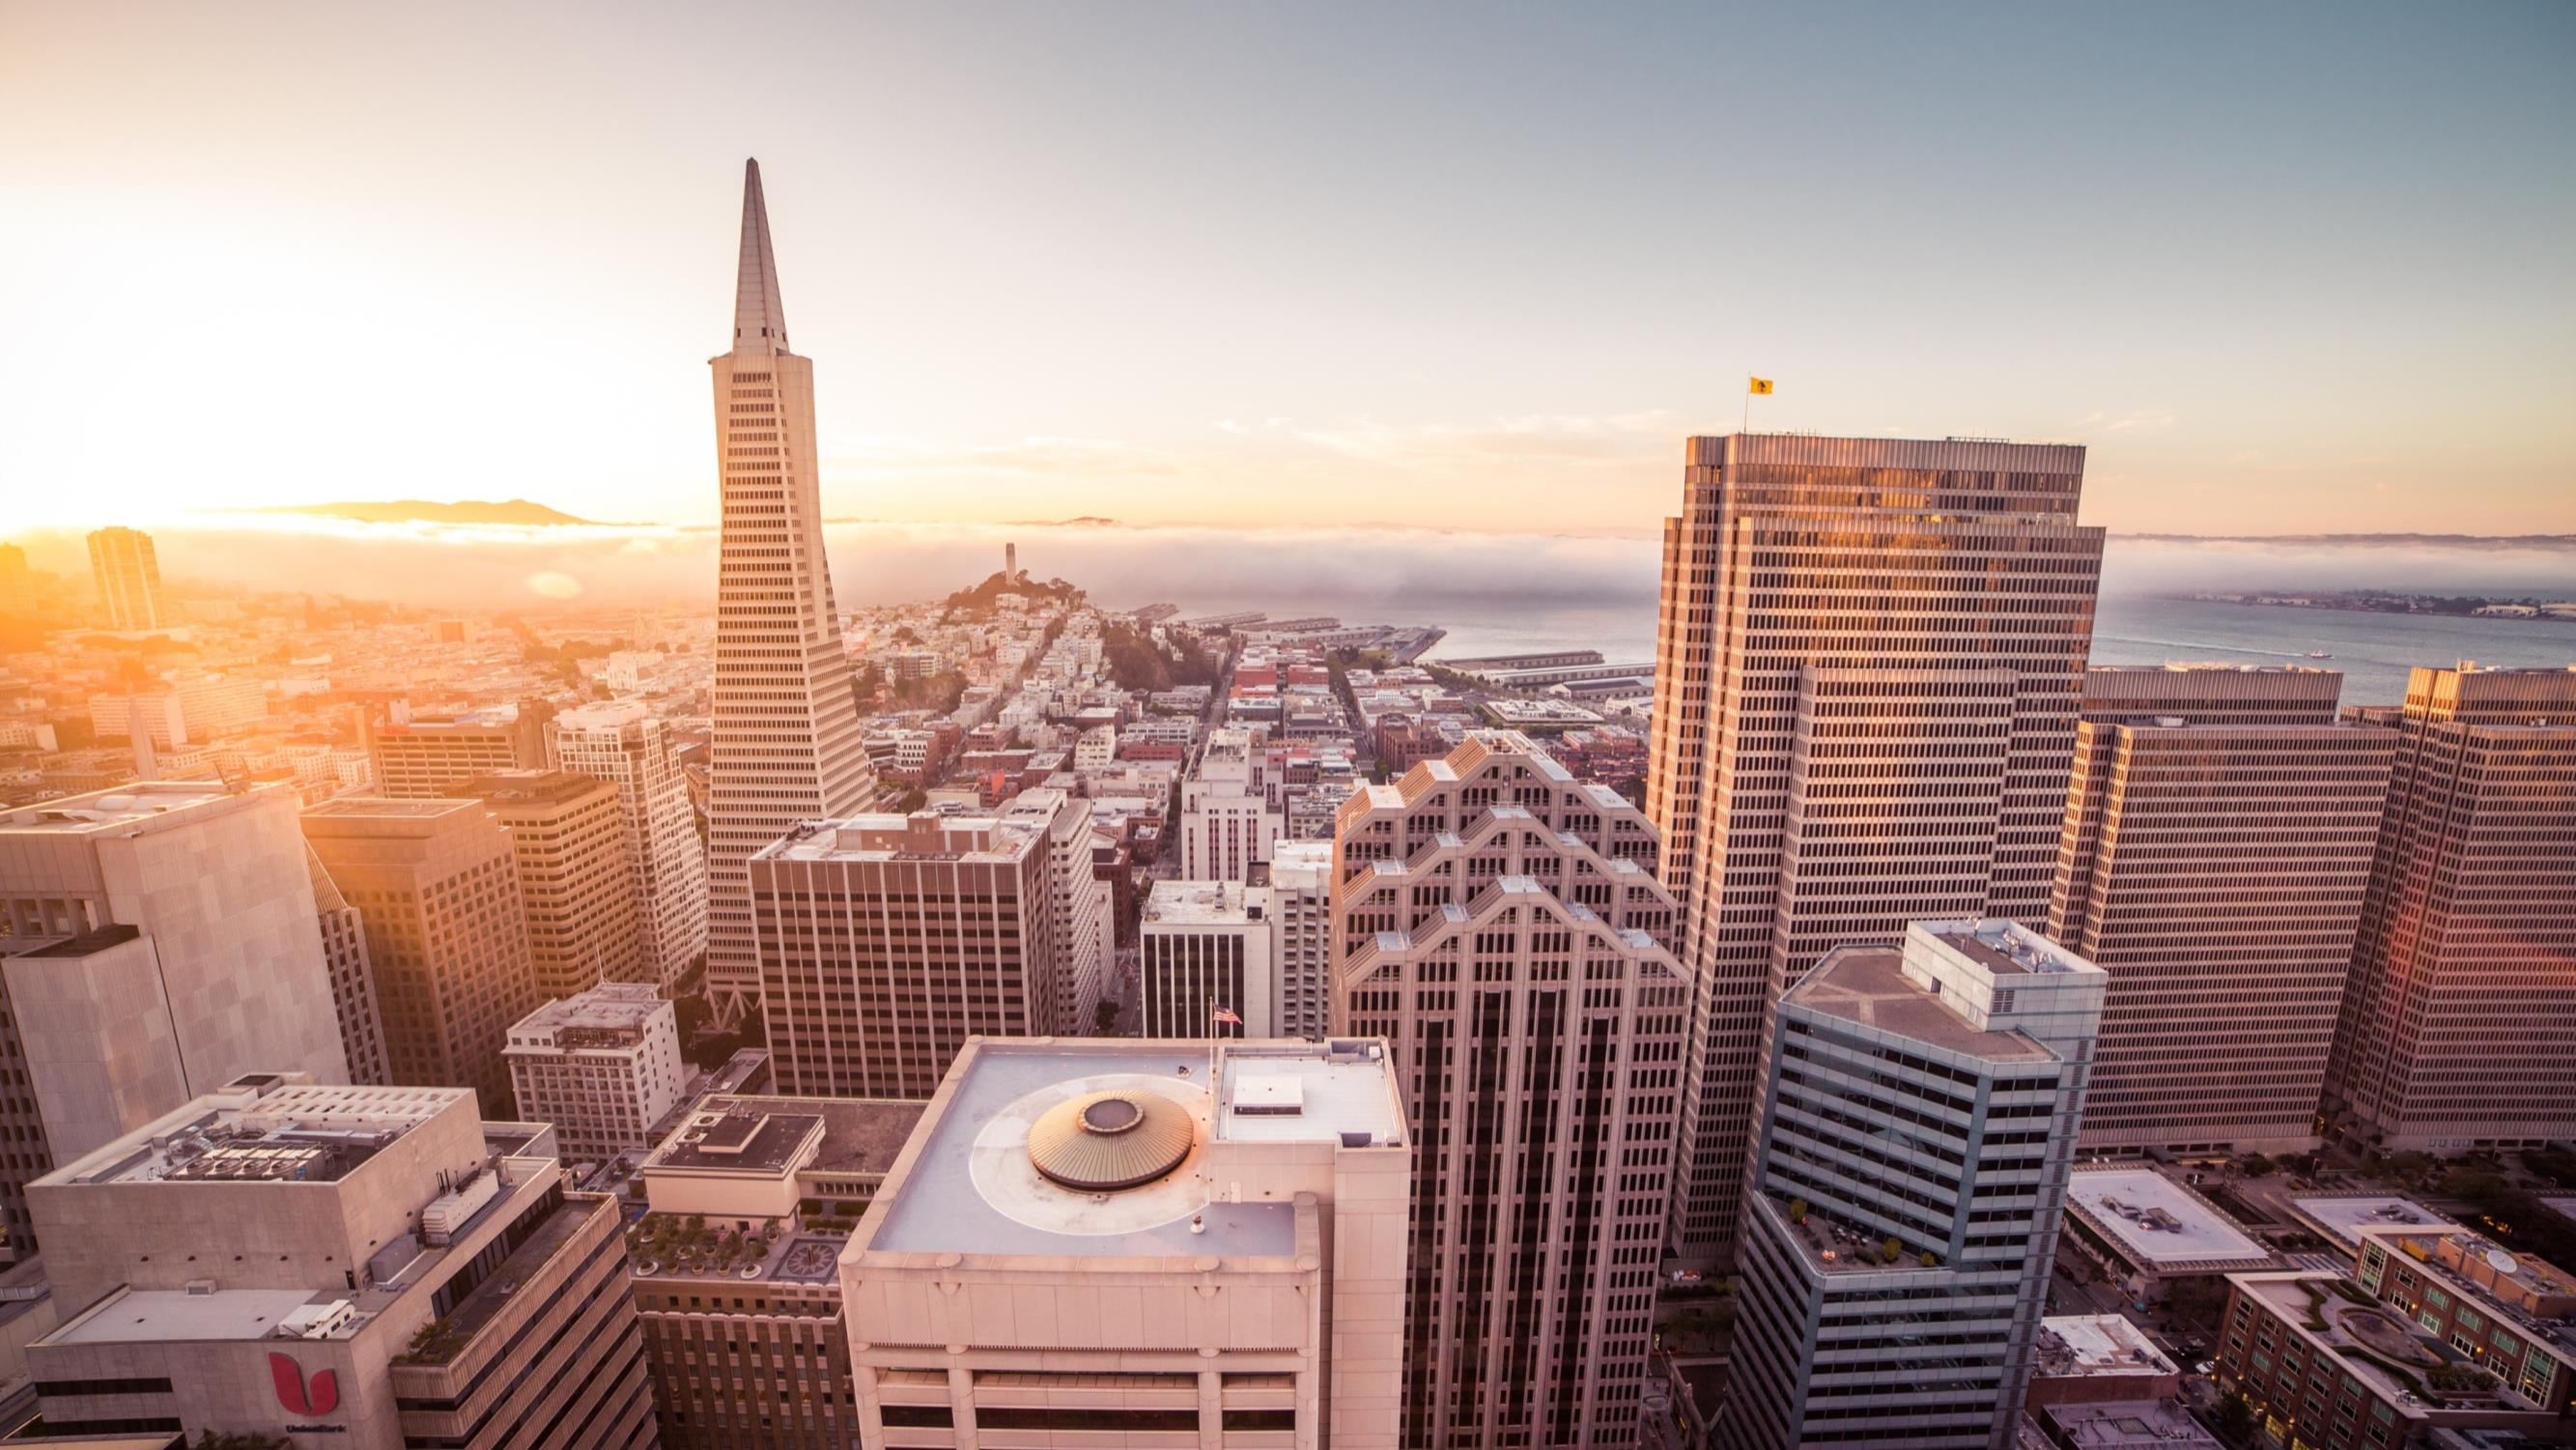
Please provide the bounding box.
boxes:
[3,1,2572,538]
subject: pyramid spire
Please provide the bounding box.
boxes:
[731,157,789,355]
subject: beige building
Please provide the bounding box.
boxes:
[301,798,540,1115]
[306,844,391,1085]
[1645,433,2105,1265]
[0,782,351,1259]
[1143,879,1277,1039]
[2049,665,2396,1154]
[88,674,269,750]
[505,983,687,1166]
[2326,664,2576,1151]
[365,702,548,798]
[1182,728,1282,883]
[84,526,163,631]
[1332,732,1689,1448]
[1268,839,1334,1040]
[750,807,1071,1098]
[466,769,648,997]
[630,1093,921,1449]
[549,699,711,991]
[705,158,872,1019]
[21,1076,652,1449]
[839,1037,1411,1450]
[1000,786,1114,1038]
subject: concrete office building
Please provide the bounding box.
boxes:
[704,159,873,1019]
[1182,727,1282,883]
[306,845,391,1085]
[2049,665,2396,1154]
[88,674,269,749]
[465,770,647,998]
[630,1093,921,1449]
[2325,665,2576,1151]
[1142,879,1277,1039]
[549,700,711,993]
[1721,921,2105,1450]
[999,787,1113,1038]
[84,526,164,631]
[301,798,541,1115]
[366,702,549,798]
[21,1076,653,1449]
[749,808,1068,1099]
[0,541,31,618]
[839,1037,1411,1450]
[1269,839,1334,1040]
[0,782,350,1258]
[1332,732,1690,1449]
[505,984,688,1166]
[1646,434,2104,1265]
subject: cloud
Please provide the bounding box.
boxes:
[2066,409,2179,437]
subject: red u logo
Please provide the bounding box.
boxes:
[269,1352,339,1416]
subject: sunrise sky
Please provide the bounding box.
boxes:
[4,0,2571,536]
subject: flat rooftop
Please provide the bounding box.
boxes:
[511,983,668,1041]
[0,780,269,835]
[2034,1315,2179,1379]
[868,1041,1398,1263]
[752,813,1042,865]
[1144,879,1257,925]
[53,1085,468,1188]
[302,796,479,820]
[460,769,611,807]
[2066,1168,2270,1268]
[1921,919,2091,977]
[2038,1400,2220,1449]
[48,1286,329,1345]
[1785,946,2057,1062]
[1216,1042,1408,1145]
[2288,1194,2458,1253]
[649,1109,824,1176]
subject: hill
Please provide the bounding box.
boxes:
[261,498,598,526]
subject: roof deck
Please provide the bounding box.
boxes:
[1785,946,2058,1062]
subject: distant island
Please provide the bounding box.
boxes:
[260,498,599,526]
[2180,588,2576,619]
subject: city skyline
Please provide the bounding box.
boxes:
[6,3,2573,537]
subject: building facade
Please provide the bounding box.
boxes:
[840,1038,1411,1450]
[1141,879,1276,1038]
[549,700,711,993]
[1182,727,1282,883]
[630,1093,920,1449]
[367,702,550,798]
[505,983,688,1165]
[1000,786,1113,1038]
[301,797,541,1116]
[2324,665,2576,1151]
[1721,921,2105,1450]
[1269,839,1334,1040]
[0,782,351,1258]
[84,526,163,631]
[306,844,392,1085]
[704,159,873,1019]
[21,1076,654,1450]
[2049,665,2396,1154]
[1332,732,1690,1449]
[466,770,649,999]
[1645,433,2104,1265]
[749,810,1067,1098]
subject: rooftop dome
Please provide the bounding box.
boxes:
[1026,1090,1195,1191]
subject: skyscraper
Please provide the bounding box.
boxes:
[464,769,647,999]
[2049,665,2395,1154]
[705,158,871,1019]
[2324,664,2576,1151]
[1332,732,1690,1449]
[85,526,164,630]
[548,699,710,991]
[1721,921,2104,1450]
[1647,434,2103,1265]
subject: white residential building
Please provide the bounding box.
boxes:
[1181,727,1280,882]
[504,982,688,1166]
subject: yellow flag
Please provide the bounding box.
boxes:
[1748,377,1775,395]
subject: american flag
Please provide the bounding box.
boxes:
[1211,1006,1243,1026]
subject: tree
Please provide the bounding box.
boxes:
[1787,1197,1808,1225]
[1880,1237,1904,1265]
[2214,1391,2254,1441]
[2238,1152,2277,1179]
[1091,1000,1119,1034]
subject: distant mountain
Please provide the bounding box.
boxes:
[261,498,599,526]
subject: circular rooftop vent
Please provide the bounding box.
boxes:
[1027,1090,1194,1191]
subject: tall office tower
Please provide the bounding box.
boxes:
[1720,921,2105,1450]
[0,782,352,1258]
[2325,664,2576,1151]
[464,770,647,998]
[0,541,31,617]
[749,808,1067,1098]
[1331,732,1690,1450]
[841,1038,1411,1450]
[2049,665,2396,1155]
[22,1076,653,1450]
[705,158,872,1020]
[1182,726,1282,882]
[1141,879,1276,1038]
[301,798,541,1115]
[504,983,687,1164]
[632,1093,923,1449]
[550,699,711,990]
[84,526,164,630]
[1646,434,2103,1265]
[1000,786,1113,1034]
[1269,839,1334,1039]
[307,844,392,1085]
[366,701,550,797]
